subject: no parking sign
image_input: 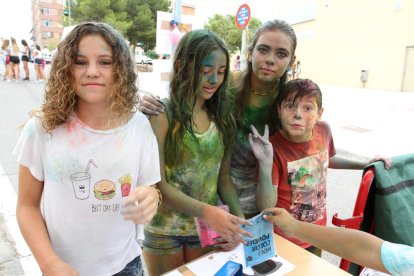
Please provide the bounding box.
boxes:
[235,4,251,29]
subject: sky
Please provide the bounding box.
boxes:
[1,0,32,41]
[0,0,279,43]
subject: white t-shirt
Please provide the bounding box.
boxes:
[34,50,43,59]
[381,241,414,276]
[14,112,161,276]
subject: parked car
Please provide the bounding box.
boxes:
[42,48,52,64]
[135,54,152,65]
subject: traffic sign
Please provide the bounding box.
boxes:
[235,4,251,29]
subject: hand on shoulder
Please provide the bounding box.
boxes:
[139,94,165,115]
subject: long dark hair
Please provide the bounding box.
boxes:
[165,29,236,166]
[233,19,297,132]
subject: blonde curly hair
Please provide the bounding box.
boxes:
[36,22,138,131]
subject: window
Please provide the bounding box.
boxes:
[42,32,54,38]
[42,32,53,38]
[41,20,53,27]
[41,8,53,15]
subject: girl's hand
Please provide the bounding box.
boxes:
[248,124,273,165]
[42,258,79,276]
[139,95,165,115]
[368,155,392,169]
[203,205,252,244]
[213,237,240,251]
[121,185,159,224]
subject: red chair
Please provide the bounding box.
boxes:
[331,167,375,273]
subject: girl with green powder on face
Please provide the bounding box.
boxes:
[140,20,298,219]
[142,30,254,276]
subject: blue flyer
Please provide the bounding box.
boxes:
[241,212,276,267]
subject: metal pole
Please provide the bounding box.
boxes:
[68,0,72,26]
[241,28,247,70]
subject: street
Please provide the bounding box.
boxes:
[0,62,413,275]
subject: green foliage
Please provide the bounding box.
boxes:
[146,50,159,59]
[125,0,170,51]
[70,0,170,50]
[204,14,261,54]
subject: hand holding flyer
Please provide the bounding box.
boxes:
[195,205,229,247]
[241,212,276,267]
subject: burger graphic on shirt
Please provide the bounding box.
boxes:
[94,180,116,200]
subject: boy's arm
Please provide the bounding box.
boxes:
[329,154,369,169]
[249,125,277,210]
[264,208,388,273]
[16,165,78,275]
[256,160,277,211]
[329,154,392,170]
[149,113,251,242]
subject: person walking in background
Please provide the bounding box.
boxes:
[295,60,301,79]
[289,55,297,80]
[33,45,45,82]
[139,20,298,219]
[234,55,241,71]
[264,208,414,275]
[1,39,10,81]
[21,40,30,80]
[8,38,20,82]
[14,22,161,275]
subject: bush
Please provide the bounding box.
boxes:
[146,50,159,60]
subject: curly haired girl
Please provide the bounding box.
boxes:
[14,22,161,275]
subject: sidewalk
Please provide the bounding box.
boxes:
[1,72,413,275]
[321,84,414,159]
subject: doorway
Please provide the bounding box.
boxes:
[402,46,414,92]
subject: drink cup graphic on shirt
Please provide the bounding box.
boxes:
[70,172,91,200]
[71,159,98,200]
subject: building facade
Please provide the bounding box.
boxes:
[31,0,65,49]
[275,0,414,92]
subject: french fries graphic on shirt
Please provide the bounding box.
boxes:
[118,173,132,197]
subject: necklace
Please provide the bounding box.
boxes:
[249,88,276,96]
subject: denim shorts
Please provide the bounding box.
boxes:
[143,230,202,255]
[112,256,143,276]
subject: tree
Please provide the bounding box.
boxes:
[125,0,170,52]
[70,0,170,51]
[71,0,131,34]
[204,14,261,54]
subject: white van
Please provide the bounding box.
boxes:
[135,54,153,65]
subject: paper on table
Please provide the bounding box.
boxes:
[243,256,295,275]
[185,244,295,276]
[186,244,244,275]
